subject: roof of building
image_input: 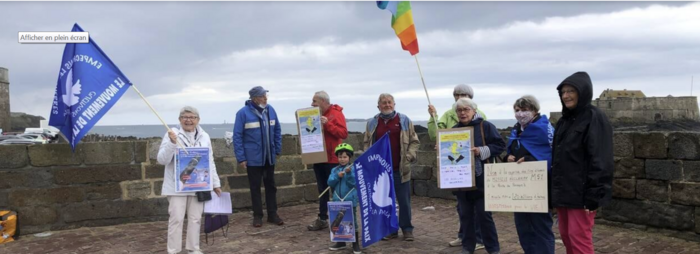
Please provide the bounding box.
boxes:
[599,89,646,99]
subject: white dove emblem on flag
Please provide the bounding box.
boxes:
[62,68,82,107]
[371,171,392,207]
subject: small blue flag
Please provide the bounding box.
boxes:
[353,133,399,247]
[49,23,131,150]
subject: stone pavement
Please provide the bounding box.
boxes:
[2,196,700,254]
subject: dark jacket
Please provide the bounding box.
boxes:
[232,100,282,167]
[453,115,506,192]
[551,72,614,211]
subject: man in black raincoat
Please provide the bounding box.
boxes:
[551,72,613,254]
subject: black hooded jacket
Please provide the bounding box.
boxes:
[551,72,614,210]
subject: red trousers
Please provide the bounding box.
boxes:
[557,207,596,254]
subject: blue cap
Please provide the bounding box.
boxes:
[249,86,268,98]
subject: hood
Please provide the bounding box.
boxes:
[325,104,344,114]
[557,71,593,116]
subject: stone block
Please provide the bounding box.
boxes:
[62,198,168,223]
[303,184,319,202]
[417,132,435,151]
[17,206,58,226]
[636,180,668,202]
[614,157,645,178]
[0,169,53,189]
[134,141,149,163]
[645,160,682,181]
[344,134,364,153]
[602,199,694,230]
[148,140,160,161]
[215,159,235,176]
[410,165,432,180]
[227,175,250,190]
[633,132,667,159]
[54,165,141,184]
[277,186,305,205]
[280,135,299,155]
[0,191,7,207]
[668,132,700,160]
[413,180,428,196]
[126,181,152,199]
[85,183,122,201]
[696,209,700,234]
[276,172,293,186]
[670,183,700,206]
[211,138,234,158]
[683,161,700,182]
[416,151,437,167]
[612,179,635,199]
[426,180,456,200]
[0,145,28,169]
[295,169,317,185]
[613,132,634,158]
[9,187,85,206]
[144,163,164,179]
[154,180,164,196]
[79,142,134,165]
[276,156,305,171]
[28,143,83,167]
[231,191,254,209]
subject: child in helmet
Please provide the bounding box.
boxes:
[328,143,361,254]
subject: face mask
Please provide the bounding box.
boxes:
[515,111,535,126]
[258,104,267,109]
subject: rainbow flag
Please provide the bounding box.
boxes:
[377,1,419,55]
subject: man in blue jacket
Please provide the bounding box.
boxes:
[233,86,284,227]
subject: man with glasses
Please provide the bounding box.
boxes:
[233,86,284,227]
[427,84,486,249]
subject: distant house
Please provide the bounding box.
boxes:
[598,89,646,99]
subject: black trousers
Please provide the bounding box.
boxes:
[313,163,337,220]
[247,162,278,218]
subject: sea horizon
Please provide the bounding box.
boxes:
[89,119,516,139]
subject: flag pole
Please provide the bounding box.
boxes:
[131,84,188,152]
[413,54,440,132]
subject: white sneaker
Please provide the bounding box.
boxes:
[188,250,204,254]
[449,238,462,247]
[475,243,485,250]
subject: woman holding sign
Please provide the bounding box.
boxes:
[157,106,222,254]
[505,95,555,254]
[452,98,505,254]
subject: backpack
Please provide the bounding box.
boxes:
[0,210,18,244]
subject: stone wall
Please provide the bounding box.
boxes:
[0,134,341,234]
[0,67,10,132]
[593,97,700,124]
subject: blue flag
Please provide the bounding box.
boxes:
[353,133,399,247]
[49,23,132,150]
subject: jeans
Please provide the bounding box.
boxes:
[456,191,499,253]
[514,212,555,254]
[392,170,413,232]
[247,162,278,218]
[313,163,336,220]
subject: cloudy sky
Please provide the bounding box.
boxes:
[1,1,698,125]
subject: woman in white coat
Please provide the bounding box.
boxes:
[158,106,222,254]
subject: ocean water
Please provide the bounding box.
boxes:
[89,119,516,139]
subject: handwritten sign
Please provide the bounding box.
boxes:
[484,161,548,213]
[437,127,475,189]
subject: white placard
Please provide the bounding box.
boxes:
[204,192,232,215]
[437,127,475,189]
[297,107,324,154]
[485,161,548,213]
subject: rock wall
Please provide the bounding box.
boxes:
[593,97,700,124]
[0,67,10,132]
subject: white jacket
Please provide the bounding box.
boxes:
[157,126,221,196]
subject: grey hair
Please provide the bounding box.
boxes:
[377,93,395,104]
[513,95,540,112]
[179,106,199,117]
[453,97,478,111]
[314,90,330,103]
[454,84,474,99]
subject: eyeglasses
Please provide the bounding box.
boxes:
[453,93,470,97]
[180,116,199,120]
[560,89,577,95]
[456,108,473,113]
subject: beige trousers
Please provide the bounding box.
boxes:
[167,196,203,253]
